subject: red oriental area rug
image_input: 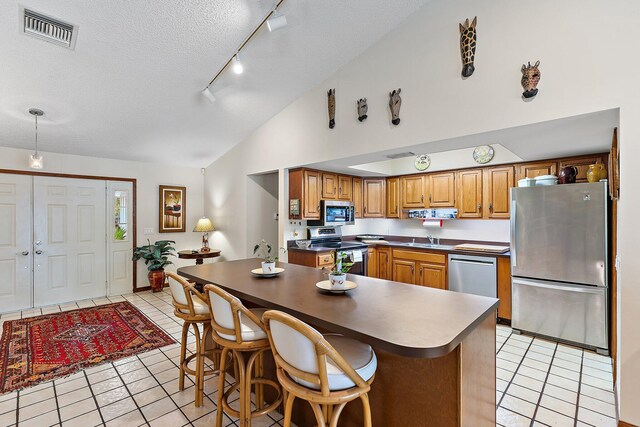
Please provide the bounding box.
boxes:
[0,301,175,394]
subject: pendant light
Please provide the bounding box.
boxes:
[28,108,44,169]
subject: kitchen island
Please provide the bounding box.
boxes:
[178,258,498,427]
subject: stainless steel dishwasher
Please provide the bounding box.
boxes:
[448,254,497,298]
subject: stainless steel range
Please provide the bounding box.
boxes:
[308,227,368,275]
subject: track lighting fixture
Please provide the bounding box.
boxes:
[232,54,244,75]
[200,0,286,98]
[201,87,216,103]
[267,13,287,32]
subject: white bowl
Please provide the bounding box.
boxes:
[518,178,536,187]
[535,175,558,186]
[295,240,311,249]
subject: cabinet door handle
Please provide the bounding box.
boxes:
[420,267,423,277]
[421,195,424,203]
[364,206,367,214]
[411,265,414,274]
[478,203,482,211]
[317,204,320,211]
[489,203,493,212]
[429,195,432,203]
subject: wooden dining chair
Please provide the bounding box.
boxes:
[166,272,221,407]
[204,284,282,427]
[262,310,377,427]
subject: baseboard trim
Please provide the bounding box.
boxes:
[619,420,639,427]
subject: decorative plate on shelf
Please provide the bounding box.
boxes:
[414,154,431,171]
[251,267,284,278]
[472,145,494,164]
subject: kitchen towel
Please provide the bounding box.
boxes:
[353,250,363,262]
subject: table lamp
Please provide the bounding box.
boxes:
[193,217,215,252]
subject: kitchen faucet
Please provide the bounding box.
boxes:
[427,235,435,244]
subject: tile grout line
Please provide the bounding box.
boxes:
[83,369,107,426]
[572,350,585,427]
[528,342,560,427]
[51,378,63,426]
[110,361,152,426]
[497,336,535,409]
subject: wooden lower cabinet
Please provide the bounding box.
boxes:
[392,259,415,284]
[497,257,511,321]
[417,262,447,290]
[288,250,334,269]
[391,249,447,290]
[367,247,377,278]
[377,247,391,280]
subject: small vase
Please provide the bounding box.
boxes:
[262,261,276,274]
[329,273,347,290]
[587,164,607,183]
[148,270,165,292]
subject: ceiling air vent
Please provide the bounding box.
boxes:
[385,151,415,159]
[20,7,78,49]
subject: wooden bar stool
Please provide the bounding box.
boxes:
[262,310,377,427]
[166,272,221,407]
[204,284,283,427]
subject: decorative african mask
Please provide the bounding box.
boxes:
[357,98,368,122]
[459,17,477,78]
[521,61,541,98]
[327,89,336,129]
[389,89,402,126]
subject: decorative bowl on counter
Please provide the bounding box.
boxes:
[295,240,311,249]
[518,177,536,187]
[534,175,558,186]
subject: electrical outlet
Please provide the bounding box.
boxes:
[143,228,154,235]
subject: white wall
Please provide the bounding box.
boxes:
[0,146,205,288]
[246,172,279,257]
[204,0,640,422]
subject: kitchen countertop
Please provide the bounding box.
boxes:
[288,236,511,257]
[178,258,499,358]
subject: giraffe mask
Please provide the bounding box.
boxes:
[521,61,541,98]
[459,16,477,78]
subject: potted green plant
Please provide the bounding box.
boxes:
[133,240,176,292]
[328,252,355,290]
[253,239,286,273]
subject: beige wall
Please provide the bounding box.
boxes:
[0,146,205,288]
[205,0,640,422]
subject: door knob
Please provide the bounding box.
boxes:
[35,250,43,255]
[21,251,29,256]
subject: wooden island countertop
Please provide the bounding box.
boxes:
[178,258,498,426]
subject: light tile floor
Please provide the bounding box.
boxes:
[0,290,617,426]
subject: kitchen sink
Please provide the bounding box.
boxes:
[396,242,454,250]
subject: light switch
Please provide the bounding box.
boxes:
[144,228,154,235]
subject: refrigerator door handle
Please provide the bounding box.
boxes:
[513,278,604,294]
[510,199,517,267]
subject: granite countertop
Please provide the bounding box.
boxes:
[288,235,511,257]
[178,259,499,358]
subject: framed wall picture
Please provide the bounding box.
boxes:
[159,185,186,233]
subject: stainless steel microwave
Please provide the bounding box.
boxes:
[308,200,355,226]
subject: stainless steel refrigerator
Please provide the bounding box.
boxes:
[510,182,608,353]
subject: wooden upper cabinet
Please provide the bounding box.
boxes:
[352,177,363,218]
[386,177,400,218]
[417,263,447,290]
[429,172,455,207]
[559,155,607,183]
[515,161,558,181]
[322,173,338,199]
[338,175,353,200]
[363,179,385,218]
[400,175,426,209]
[456,169,483,219]
[289,169,321,220]
[303,170,322,219]
[483,166,514,219]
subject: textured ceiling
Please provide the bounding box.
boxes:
[0,0,429,167]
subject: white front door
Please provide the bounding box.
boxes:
[107,181,134,295]
[33,177,107,306]
[0,174,32,312]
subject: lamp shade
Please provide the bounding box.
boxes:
[193,217,215,232]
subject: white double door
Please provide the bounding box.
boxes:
[0,174,130,312]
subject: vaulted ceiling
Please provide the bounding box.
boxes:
[0,0,429,167]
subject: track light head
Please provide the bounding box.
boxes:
[201,87,216,103]
[267,14,287,32]
[232,54,244,74]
